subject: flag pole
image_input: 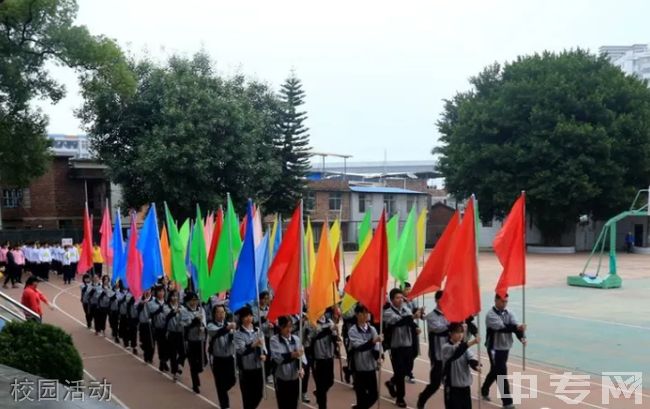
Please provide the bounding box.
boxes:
[337,207,346,383]
[521,191,527,372]
[299,199,305,407]
[472,195,482,409]
[377,208,387,409]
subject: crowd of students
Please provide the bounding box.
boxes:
[76,273,527,409]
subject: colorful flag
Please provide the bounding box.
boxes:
[99,203,113,265]
[256,231,270,291]
[211,195,242,293]
[268,204,302,322]
[494,193,526,298]
[269,215,283,261]
[229,201,257,313]
[343,210,388,323]
[164,203,189,288]
[191,205,210,302]
[253,207,263,247]
[409,210,459,299]
[358,211,372,248]
[386,214,399,275]
[416,208,427,265]
[307,222,340,324]
[77,203,94,274]
[207,208,224,271]
[330,219,342,281]
[204,211,214,253]
[391,207,417,284]
[137,204,164,291]
[305,217,316,286]
[111,210,126,285]
[125,213,143,299]
[439,197,481,322]
[160,224,171,278]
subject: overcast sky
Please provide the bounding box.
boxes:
[38,0,650,162]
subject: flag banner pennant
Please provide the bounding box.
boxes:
[229,200,257,313]
[137,204,164,291]
[111,210,126,285]
[391,207,417,284]
[357,211,372,249]
[191,205,210,302]
[211,196,242,293]
[207,207,224,271]
[160,224,172,278]
[126,213,143,299]
[77,203,94,274]
[307,221,340,324]
[494,193,526,298]
[165,203,189,288]
[305,217,316,287]
[386,214,399,277]
[416,208,427,265]
[255,231,270,292]
[99,203,113,265]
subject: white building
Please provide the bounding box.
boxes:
[600,44,650,81]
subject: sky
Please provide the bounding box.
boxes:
[37,0,650,162]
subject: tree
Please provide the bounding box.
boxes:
[266,72,312,215]
[0,0,134,186]
[80,52,285,219]
[436,49,650,245]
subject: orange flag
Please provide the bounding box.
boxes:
[160,224,172,278]
[494,193,526,298]
[439,197,481,323]
[343,210,388,323]
[307,223,340,324]
[268,204,302,322]
[409,209,460,299]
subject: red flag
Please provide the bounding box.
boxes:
[494,193,526,298]
[439,197,481,322]
[268,204,302,322]
[77,203,94,274]
[208,208,224,271]
[126,214,143,299]
[409,210,460,299]
[343,210,388,323]
[99,204,113,265]
[239,216,247,241]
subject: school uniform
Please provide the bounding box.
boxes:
[270,333,305,409]
[310,317,337,409]
[3,250,17,287]
[341,305,357,382]
[96,285,112,334]
[148,297,170,371]
[418,308,450,408]
[109,288,123,342]
[86,283,102,330]
[69,246,79,280]
[383,303,416,404]
[234,325,266,409]
[183,305,207,391]
[442,341,479,409]
[348,323,382,409]
[405,297,420,377]
[62,249,73,284]
[137,297,155,363]
[165,304,187,377]
[253,304,273,381]
[207,318,236,408]
[124,293,139,351]
[51,246,62,275]
[481,307,525,407]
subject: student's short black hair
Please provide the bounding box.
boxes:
[237,306,253,319]
[404,282,412,288]
[154,285,165,293]
[495,293,509,301]
[448,322,464,333]
[354,304,369,314]
[82,273,90,281]
[277,315,292,328]
[389,288,403,301]
[259,290,269,299]
[213,303,226,315]
[167,290,178,300]
[25,276,39,287]
[435,290,444,301]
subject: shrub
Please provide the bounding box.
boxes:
[0,321,83,384]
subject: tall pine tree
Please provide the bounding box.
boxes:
[267,72,311,215]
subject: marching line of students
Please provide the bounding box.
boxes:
[76,274,527,409]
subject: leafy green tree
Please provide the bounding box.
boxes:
[436,49,650,245]
[266,72,312,215]
[80,52,285,219]
[0,0,134,186]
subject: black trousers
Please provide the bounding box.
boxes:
[211,356,236,408]
[418,359,443,406]
[94,306,108,333]
[119,314,129,344]
[444,385,472,409]
[3,267,16,286]
[52,260,61,275]
[481,349,512,406]
[126,318,138,349]
[302,357,312,394]
[63,265,74,284]
[353,370,378,409]
[313,358,334,409]
[109,310,120,339]
[239,368,264,409]
[139,322,155,363]
[389,346,412,400]
[167,332,186,375]
[187,340,204,388]
[275,378,299,409]
[154,328,169,368]
[39,262,50,280]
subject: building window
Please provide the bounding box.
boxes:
[2,189,24,208]
[383,194,395,216]
[358,193,369,213]
[305,191,316,212]
[329,192,342,211]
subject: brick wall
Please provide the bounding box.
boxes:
[428,202,455,245]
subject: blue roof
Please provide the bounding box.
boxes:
[349,186,426,195]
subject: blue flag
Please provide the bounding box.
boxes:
[186,222,198,291]
[255,231,270,292]
[137,204,163,290]
[229,200,257,313]
[111,210,126,285]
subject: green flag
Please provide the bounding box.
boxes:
[190,205,210,302]
[211,195,242,293]
[164,203,188,289]
[391,207,417,284]
[386,214,399,276]
[358,211,372,248]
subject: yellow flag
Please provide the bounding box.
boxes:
[329,218,341,258]
[305,218,317,284]
[416,208,427,267]
[307,225,340,324]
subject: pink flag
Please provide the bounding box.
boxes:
[126,213,143,299]
[99,204,113,265]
